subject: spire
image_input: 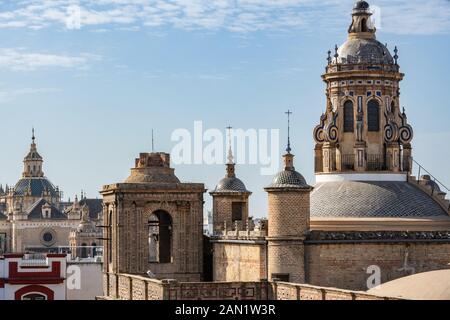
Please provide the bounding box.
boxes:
[226,126,235,178]
[283,110,295,171]
[285,110,292,154]
[32,127,35,144]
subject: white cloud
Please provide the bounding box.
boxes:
[0,48,101,71]
[0,0,448,35]
[0,87,61,103]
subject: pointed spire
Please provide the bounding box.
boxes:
[226,126,234,164]
[285,110,292,154]
[327,50,332,65]
[225,126,235,178]
[32,127,35,144]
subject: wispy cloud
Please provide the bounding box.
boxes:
[0,87,61,103]
[0,48,101,71]
[0,0,448,35]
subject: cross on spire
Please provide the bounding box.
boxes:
[226,125,234,164]
[285,110,292,154]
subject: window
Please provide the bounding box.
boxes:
[361,18,368,32]
[92,243,97,257]
[272,274,290,282]
[366,91,372,97]
[232,202,244,222]
[148,210,172,263]
[376,91,382,97]
[22,293,47,301]
[368,100,380,132]
[0,233,6,254]
[81,243,88,258]
[343,101,354,133]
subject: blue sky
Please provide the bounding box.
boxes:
[0,0,449,217]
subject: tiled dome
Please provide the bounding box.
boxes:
[267,169,311,189]
[214,177,248,193]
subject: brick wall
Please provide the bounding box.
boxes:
[213,241,267,282]
[306,242,450,291]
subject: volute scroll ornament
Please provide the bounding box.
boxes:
[398,107,413,144]
[384,109,400,143]
[313,111,339,144]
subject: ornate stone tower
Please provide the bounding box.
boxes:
[314,0,413,177]
[265,112,312,283]
[101,152,205,284]
[210,127,252,235]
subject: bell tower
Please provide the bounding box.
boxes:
[314,0,414,179]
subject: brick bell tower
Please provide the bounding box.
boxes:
[210,126,252,235]
[265,111,313,283]
[314,0,414,177]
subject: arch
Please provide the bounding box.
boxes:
[148,210,173,263]
[368,99,380,132]
[92,242,97,257]
[361,18,368,32]
[15,285,54,300]
[343,100,354,133]
[81,243,87,258]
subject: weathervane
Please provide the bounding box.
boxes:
[285,110,292,154]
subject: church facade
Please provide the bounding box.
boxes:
[98,1,450,299]
[0,132,102,256]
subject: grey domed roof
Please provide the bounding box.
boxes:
[214,177,248,193]
[13,178,59,197]
[267,169,311,189]
[353,1,370,10]
[311,181,448,218]
[336,38,394,65]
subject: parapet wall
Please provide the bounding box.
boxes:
[100,273,397,300]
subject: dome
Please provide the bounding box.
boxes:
[214,177,248,193]
[267,169,311,189]
[367,270,450,300]
[336,38,394,65]
[311,181,448,218]
[353,1,370,11]
[13,177,59,197]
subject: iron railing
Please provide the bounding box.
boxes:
[341,154,355,171]
[411,158,449,202]
[367,154,387,171]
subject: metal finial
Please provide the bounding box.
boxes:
[394,46,399,65]
[285,110,292,154]
[151,129,154,152]
[226,125,234,164]
[327,50,332,64]
[32,127,35,143]
[334,45,339,60]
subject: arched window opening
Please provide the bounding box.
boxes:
[361,18,368,32]
[22,293,47,301]
[368,100,380,132]
[148,210,172,263]
[81,243,87,258]
[343,101,354,133]
[92,243,97,257]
